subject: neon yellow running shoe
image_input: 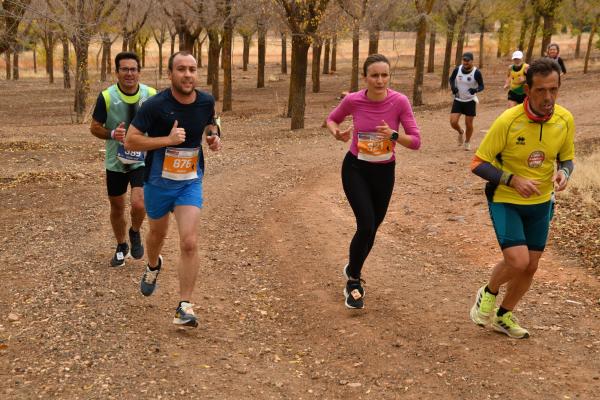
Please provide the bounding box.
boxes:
[492,310,530,339]
[469,285,496,326]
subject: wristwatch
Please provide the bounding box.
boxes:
[390,130,399,141]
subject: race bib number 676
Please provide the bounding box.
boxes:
[161,147,199,181]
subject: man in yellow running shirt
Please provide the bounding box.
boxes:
[469,58,575,339]
[503,50,529,108]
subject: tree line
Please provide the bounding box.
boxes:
[1,0,600,128]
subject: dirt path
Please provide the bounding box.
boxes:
[1,66,599,399]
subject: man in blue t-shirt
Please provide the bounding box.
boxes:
[125,51,222,328]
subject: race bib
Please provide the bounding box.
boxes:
[117,144,145,164]
[162,147,199,181]
[357,132,393,162]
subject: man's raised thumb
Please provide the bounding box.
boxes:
[172,120,178,129]
[118,121,125,129]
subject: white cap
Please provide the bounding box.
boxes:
[512,50,524,60]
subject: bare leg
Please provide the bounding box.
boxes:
[487,245,530,293]
[146,213,169,268]
[450,113,464,145]
[450,113,463,135]
[464,116,475,143]
[501,250,543,310]
[129,186,146,231]
[109,194,127,243]
[174,205,201,301]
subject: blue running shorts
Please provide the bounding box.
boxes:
[144,180,203,219]
[488,200,554,251]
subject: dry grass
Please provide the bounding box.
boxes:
[553,152,600,270]
[570,152,600,206]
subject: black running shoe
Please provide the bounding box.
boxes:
[344,279,366,309]
[129,228,144,259]
[110,243,129,267]
[140,255,162,296]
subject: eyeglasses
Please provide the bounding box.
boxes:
[119,67,139,73]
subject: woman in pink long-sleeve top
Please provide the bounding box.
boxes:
[326,54,421,309]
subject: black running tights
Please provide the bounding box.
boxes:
[341,152,395,279]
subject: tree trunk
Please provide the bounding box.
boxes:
[257,26,266,88]
[45,33,54,84]
[5,51,11,80]
[12,50,19,80]
[526,15,540,63]
[584,15,599,74]
[178,31,196,52]
[311,40,322,93]
[368,29,379,55]
[455,9,470,66]
[222,5,233,112]
[207,29,220,99]
[281,32,287,74]
[242,34,250,71]
[73,39,90,122]
[141,39,148,67]
[287,42,295,118]
[323,38,330,74]
[101,34,110,82]
[288,35,310,130]
[479,21,485,69]
[441,21,456,90]
[350,21,360,92]
[62,34,70,89]
[413,13,428,106]
[517,2,528,51]
[540,12,555,56]
[427,27,436,73]
[197,40,204,68]
[170,31,176,57]
[497,21,504,58]
[107,40,112,74]
[33,43,37,73]
[575,33,582,58]
[331,34,337,71]
[207,30,218,85]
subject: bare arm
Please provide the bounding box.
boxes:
[326,119,352,142]
[503,70,511,89]
[90,119,111,140]
[124,120,184,151]
[375,120,415,149]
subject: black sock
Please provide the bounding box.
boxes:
[497,306,510,317]
[179,300,190,308]
[148,258,161,271]
[484,285,498,296]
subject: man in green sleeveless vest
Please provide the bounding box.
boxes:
[90,52,157,267]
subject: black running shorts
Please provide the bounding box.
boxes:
[450,100,476,116]
[106,167,145,197]
[507,91,526,104]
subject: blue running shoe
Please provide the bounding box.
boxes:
[173,302,198,328]
[140,255,162,296]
